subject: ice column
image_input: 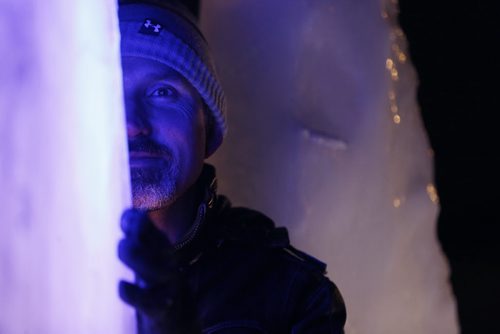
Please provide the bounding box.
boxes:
[0,0,134,333]
[202,0,459,333]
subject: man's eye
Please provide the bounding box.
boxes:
[149,86,177,98]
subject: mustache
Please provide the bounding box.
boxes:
[128,138,172,156]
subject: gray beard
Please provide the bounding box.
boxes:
[130,164,180,210]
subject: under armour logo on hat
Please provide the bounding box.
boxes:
[139,19,163,35]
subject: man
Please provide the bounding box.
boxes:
[117,1,346,333]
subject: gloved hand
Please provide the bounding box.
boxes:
[118,209,200,334]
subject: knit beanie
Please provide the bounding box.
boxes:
[119,0,227,156]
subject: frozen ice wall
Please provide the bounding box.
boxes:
[202,0,459,333]
[0,0,134,332]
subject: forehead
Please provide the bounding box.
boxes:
[121,56,189,85]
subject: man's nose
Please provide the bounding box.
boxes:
[125,99,152,137]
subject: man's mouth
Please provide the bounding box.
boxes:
[128,138,172,168]
[129,151,163,158]
[129,151,167,167]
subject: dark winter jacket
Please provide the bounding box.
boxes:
[151,193,347,334]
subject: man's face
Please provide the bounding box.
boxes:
[122,56,207,210]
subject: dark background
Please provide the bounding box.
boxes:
[184,0,499,332]
[398,1,499,332]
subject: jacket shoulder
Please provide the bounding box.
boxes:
[214,197,327,274]
[214,199,288,247]
[279,245,328,275]
[209,198,346,331]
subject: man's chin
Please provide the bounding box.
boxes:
[131,186,176,211]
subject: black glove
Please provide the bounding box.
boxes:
[118,209,200,334]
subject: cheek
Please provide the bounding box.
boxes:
[153,109,206,160]
[195,111,207,148]
[189,112,207,163]
[175,102,206,150]
[174,115,206,186]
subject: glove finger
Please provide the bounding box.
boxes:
[118,238,177,283]
[119,280,174,313]
[120,209,170,247]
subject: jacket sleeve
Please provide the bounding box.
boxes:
[289,274,346,334]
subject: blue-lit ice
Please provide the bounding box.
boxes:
[0,0,134,332]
